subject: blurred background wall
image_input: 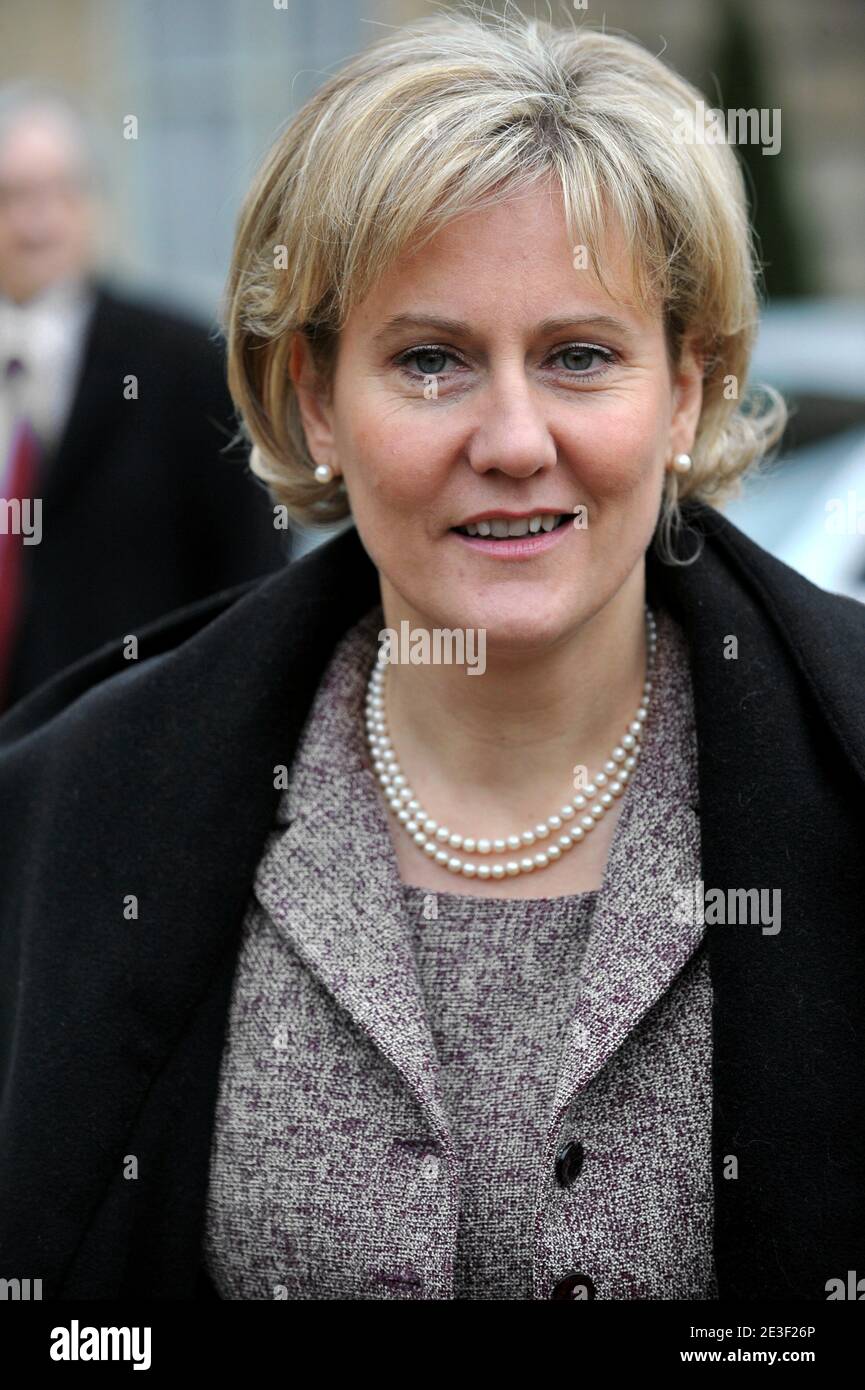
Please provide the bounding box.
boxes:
[2,0,861,311]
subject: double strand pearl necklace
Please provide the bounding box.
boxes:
[365,605,657,880]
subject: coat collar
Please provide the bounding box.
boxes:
[652,503,865,787]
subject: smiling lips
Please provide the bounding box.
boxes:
[453,511,567,538]
[450,510,574,558]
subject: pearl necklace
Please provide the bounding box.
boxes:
[365,605,657,879]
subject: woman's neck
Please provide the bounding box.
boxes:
[375,576,650,836]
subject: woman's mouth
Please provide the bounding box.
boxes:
[449,512,573,558]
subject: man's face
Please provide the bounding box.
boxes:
[0,113,97,303]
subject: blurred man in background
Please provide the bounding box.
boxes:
[0,83,288,712]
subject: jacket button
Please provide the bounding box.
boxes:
[554,1138,584,1186]
[550,1272,595,1300]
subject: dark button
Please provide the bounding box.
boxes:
[554,1138,585,1186]
[550,1272,595,1300]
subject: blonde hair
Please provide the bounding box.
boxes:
[223,3,786,561]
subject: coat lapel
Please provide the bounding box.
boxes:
[550,609,704,1130]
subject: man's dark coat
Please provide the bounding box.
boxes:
[4,275,289,709]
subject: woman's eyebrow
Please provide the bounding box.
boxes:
[372,311,638,344]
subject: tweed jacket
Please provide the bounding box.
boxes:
[0,500,864,1300]
[202,602,716,1300]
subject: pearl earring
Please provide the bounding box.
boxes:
[671,452,692,474]
[314,462,334,484]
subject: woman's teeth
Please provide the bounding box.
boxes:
[456,513,564,538]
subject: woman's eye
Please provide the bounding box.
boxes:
[553,344,615,375]
[396,347,457,377]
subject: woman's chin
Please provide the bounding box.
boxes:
[427,601,577,656]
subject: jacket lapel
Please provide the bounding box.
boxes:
[550,609,704,1128]
[253,769,453,1143]
[250,596,452,1140]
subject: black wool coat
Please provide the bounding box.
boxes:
[0,499,863,1300]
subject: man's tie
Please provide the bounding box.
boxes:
[0,357,41,711]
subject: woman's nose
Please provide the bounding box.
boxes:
[464,367,558,478]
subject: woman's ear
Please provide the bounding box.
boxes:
[289,332,339,476]
[669,332,705,458]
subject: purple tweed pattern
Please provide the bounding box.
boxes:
[202,601,716,1300]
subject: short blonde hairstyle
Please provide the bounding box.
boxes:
[223,4,785,556]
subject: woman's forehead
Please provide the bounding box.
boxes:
[346,188,658,338]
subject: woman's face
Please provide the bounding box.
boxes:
[293,180,703,650]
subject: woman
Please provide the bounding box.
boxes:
[1,10,863,1302]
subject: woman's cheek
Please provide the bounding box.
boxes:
[371,450,446,513]
[570,452,644,504]
[574,418,664,500]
